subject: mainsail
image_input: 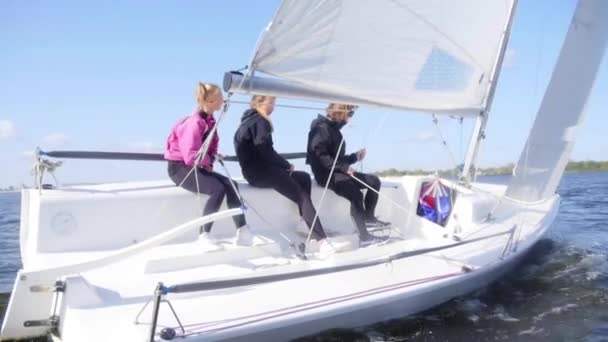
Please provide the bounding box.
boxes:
[506,0,608,202]
[240,0,515,114]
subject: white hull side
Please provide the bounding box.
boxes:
[221,239,540,342]
[154,199,557,342]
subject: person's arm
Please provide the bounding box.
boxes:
[206,117,220,162]
[310,127,350,173]
[179,119,212,167]
[252,120,291,170]
[342,152,358,165]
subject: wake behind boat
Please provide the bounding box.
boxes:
[1,0,607,341]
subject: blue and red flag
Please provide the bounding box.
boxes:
[417,179,452,226]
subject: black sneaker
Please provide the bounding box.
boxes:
[365,217,390,228]
[294,242,308,260]
[359,233,389,247]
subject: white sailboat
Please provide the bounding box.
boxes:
[2,0,607,341]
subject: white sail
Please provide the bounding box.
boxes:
[506,0,608,202]
[249,0,515,113]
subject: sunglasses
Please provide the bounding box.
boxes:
[347,106,358,117]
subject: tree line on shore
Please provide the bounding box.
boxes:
[375,160,608,177]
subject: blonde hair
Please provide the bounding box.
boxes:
[250,95,274,109]
[326,103,355,121]
[196,82,221,110]
[250,95,274,127]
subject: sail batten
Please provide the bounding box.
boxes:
[241,0,515,112]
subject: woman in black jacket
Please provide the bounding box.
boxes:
[306,103,389,244]
[234,95,329,250]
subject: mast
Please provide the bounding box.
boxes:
[461,0,519,183]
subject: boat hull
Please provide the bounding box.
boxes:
[220,237,541,342]
[0,177,559,341]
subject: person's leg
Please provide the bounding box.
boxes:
[266,170,327,240]
[174,166,226,233]
[289,171,311,217]
[354,172,390,227]
[290,171,312,195]
[353,172,381,219]
[167,161,191,188]
[290,171,326,240]
[333,179,370,239]
[211,172,247,228]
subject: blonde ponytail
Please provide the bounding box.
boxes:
[196,82,221,111]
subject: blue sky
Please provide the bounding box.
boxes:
[0,0,606,187]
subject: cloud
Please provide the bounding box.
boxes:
[397,130,436,144]
[127,141,163,153]
[503,48,516,68]
[0,120,16,139]
[42,133,69,147]
[416,131,435,142]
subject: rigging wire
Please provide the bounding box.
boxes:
[358,111,391,172]
[431,114,460,178]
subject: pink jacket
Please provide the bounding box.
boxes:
[164,110,219,167]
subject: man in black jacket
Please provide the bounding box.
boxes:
[234,95,330,250]
[306,103,389,244]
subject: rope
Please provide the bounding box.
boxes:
[305,136,346,246]
[348,174,406,239]
[101,94,240,251]
[216,160,247,212]
[167,227,515,295]
[193,161,203,228]
[229,100,325,112]
[176,94,235,218]
[239,195,304,254]
[177,271,466,336]
[216,160,308,258]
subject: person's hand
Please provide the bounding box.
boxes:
[356,148,367,161]
[288,164,295,173]
[216,153,224,161]
[346,167,355,176]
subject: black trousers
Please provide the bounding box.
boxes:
[245,169,327,240]
[331,172,380,237]
[168,161,246,232]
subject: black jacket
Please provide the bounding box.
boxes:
[306,114,358,185]
[234,109,290,181]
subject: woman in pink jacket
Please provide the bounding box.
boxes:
[164,82,252,245]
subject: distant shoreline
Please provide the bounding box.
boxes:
[375,160,608,177]
[1,161,606,189]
